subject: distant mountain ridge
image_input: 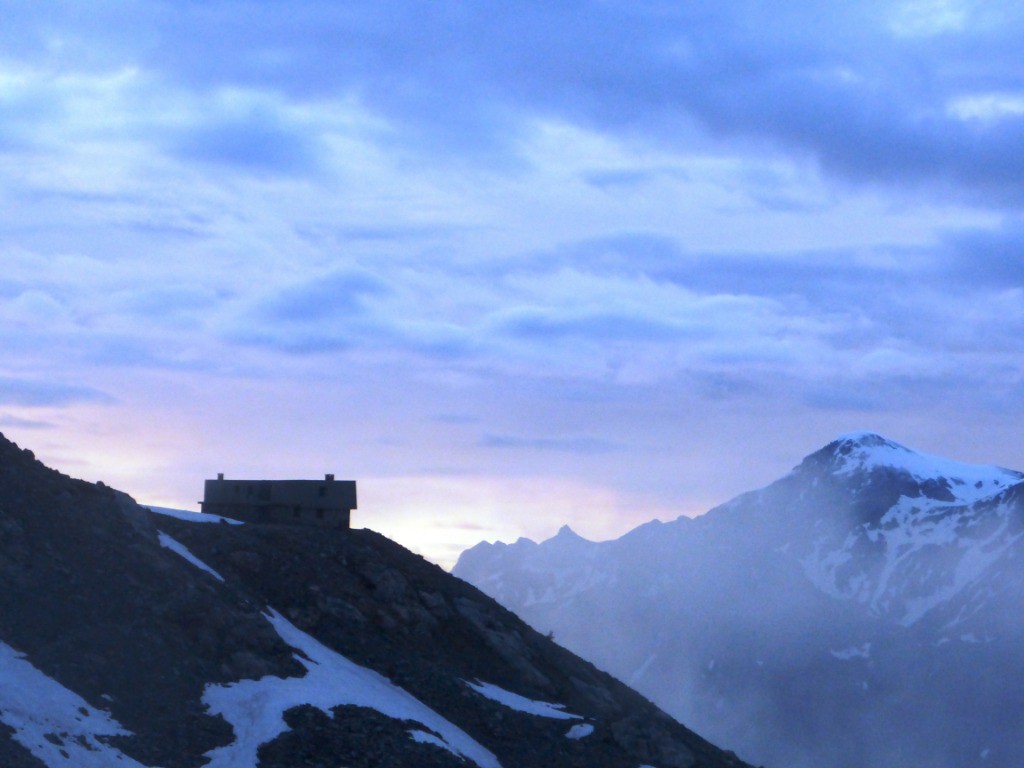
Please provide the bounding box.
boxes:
[0,432,751,768]
[454,433,1024,768]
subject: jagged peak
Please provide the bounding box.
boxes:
[544,525,592,546]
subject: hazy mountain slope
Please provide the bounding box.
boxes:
[454,433,1024,768]
[0,432,751,768]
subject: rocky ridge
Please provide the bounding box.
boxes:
[0,432,752,768]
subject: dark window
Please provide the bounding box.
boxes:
[318,486,326,497]
[293,507,300,518]
[316,508,325,519]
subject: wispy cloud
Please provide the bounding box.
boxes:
[479,434,622,455]
[0,377,114,407]
[0,414,54,430]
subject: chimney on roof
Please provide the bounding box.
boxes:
[217,472,224,480]
[325,473,335,482]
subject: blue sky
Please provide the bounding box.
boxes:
[2,0,1024,565]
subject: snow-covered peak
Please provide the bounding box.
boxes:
[455,433,1024,768]
[818,432,1023,504]
[832,430,901,449]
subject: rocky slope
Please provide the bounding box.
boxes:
[0,432,752,768]
[454,433,1024,768]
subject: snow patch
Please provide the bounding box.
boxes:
[830,643,871,660]
[409,729,453,750]
[157,531,225,582]
[145,505,242,525]
[565,723,594,740]
[465,680,582,720]
[202,609,501,768]
[0,641,150,767]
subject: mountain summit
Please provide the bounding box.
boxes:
[800,431,1022,503]
[0,432,750,768]
[455,433,1024,768]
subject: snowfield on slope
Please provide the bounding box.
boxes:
[465,679,583,720]
[145,505,242,525]
[801,492,1024,626]
[202,608,502,768]
[0,605,504,768]
[157,530,226,582]
[0,641,149,768]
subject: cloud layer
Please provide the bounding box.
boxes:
[2,0,1023,563]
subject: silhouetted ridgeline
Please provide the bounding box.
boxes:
[0,433,754,768]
